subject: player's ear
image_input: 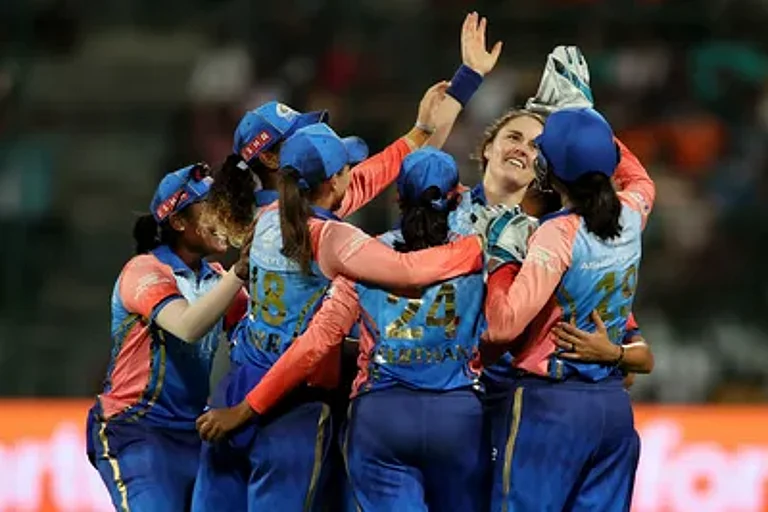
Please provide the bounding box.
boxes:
[168,212,186,232]
[483,141,493,162]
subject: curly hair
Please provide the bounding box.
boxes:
[202,149,279,246]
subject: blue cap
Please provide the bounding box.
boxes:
[397,148,459,209]
[279,123,368,190]
[534,108,619,182]
[150,164,212,222]
[233,101,328,163]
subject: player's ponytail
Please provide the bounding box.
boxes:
[202,153,258,247]
[395,186,458,252]
[278,170,313,274]
[133,214,161,254]
[203,147,284,247]
[132,213,182,254]
[559,172,621,241]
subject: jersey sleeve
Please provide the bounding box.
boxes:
[335,138,411,219]
[623,312,642,341]
[118,256,181,320]
[485,216,577,343]
[614,138,655,229]
[224,288,249,334]
[245,276,361,413]
[314,220,483,288]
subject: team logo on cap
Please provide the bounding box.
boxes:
[155,190,189,221]
[275,103,298,120]
[240,130,274,162]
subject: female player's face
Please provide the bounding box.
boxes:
[483,115,543,192]
[181,202,229,256]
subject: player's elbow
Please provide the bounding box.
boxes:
[173,327,205,344]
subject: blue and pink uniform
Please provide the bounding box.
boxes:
[191,101,328,512]
[485,109,655,512]
[240,148,488,511]
[208,126,482,511]
[86,166,248,512]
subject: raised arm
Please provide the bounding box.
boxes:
[336,81,448,218]
[314,220,482,288]
[121,255,248,343]
[427,12,502,149]
[151,232,252,342]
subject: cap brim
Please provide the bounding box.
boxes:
[288,110,329,136]
[342,136,369,165]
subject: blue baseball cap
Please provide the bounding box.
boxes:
[150,163,212,222]
[534,107,619,183]
[233,101,329,163]
[279,123,368,190]
[397,148,459,208]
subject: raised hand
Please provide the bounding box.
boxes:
[461,12,503,77]
[415,80,450,133]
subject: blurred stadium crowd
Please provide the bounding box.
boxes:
[1,0,767,403]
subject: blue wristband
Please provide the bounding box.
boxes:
[446,65,484,107]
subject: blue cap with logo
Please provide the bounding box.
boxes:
[233,101,329,164]
[279,123,368,190]
[397,148,459,210]
[150,163,212,223]
[534,107,619,183]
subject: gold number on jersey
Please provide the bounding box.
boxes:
[385,283,458,340]
[426,283,458,338]
[260,271,287,326]
[593,264,638,323]
[250,270,287,327]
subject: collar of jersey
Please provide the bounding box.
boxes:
[540,207,573,224]
[152,244,216,278]
[310,205,340,221]
[254,189,279,207]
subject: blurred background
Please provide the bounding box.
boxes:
[1,0,768,510]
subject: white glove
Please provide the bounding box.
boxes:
[471,204,539,276]
[526,45,593,115]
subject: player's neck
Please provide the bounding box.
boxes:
[174,246,203,273]
[482,178,527,208]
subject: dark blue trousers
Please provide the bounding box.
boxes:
[191,362,334,512]
[86,409,200,512]
[344,387,489,512]
[492,376,640,512]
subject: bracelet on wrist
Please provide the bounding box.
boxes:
[414,121,436,135]
[613,345,626,367]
